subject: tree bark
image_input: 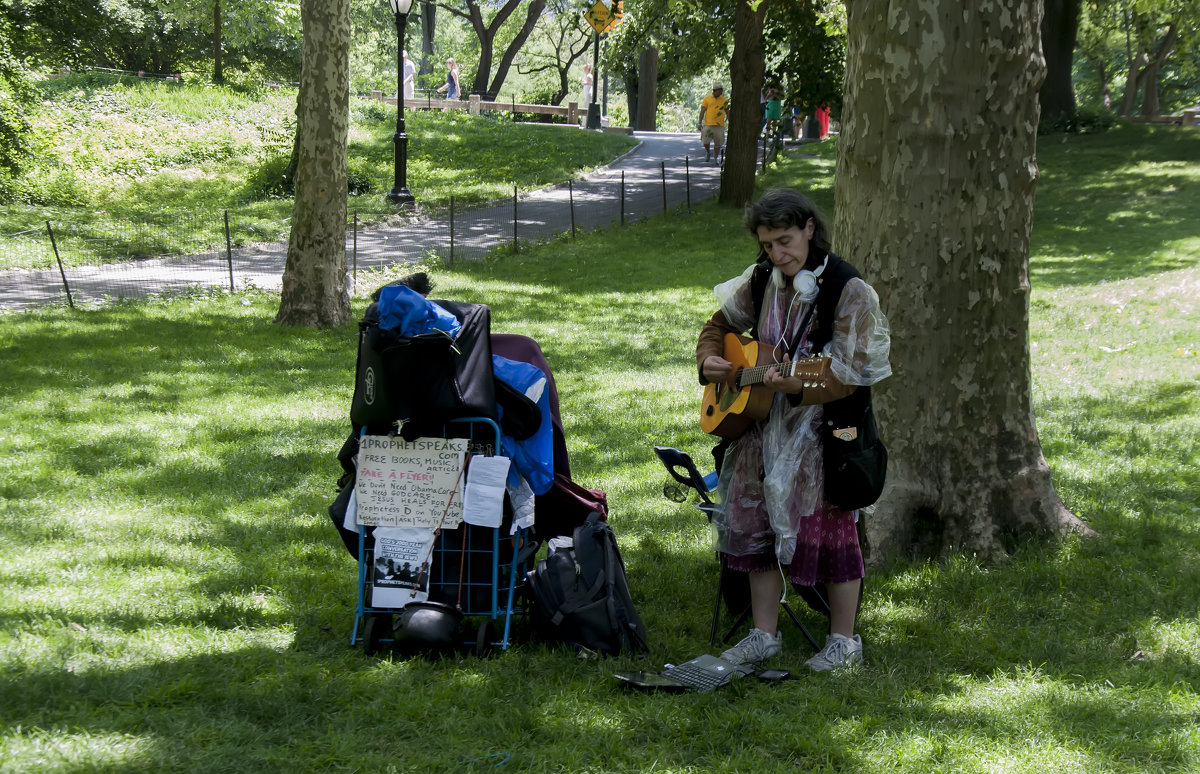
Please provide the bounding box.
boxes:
[1038,0,1080,124]
[454,0,544,100]
[213,0,224,84]
[623,67,639,128]
[836,0,1087,561]
[485,0,546,99]
[276,0,352,328]
[1139,23,1176,117]
[1119,20,1177,117]
[635,46,659,131]
[719,0,766,207]
[420,0,436,76]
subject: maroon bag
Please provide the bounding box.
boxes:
[534,473,608,539]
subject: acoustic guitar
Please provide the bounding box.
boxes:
[700,333,829,439]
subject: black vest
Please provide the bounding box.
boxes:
[747,253,872,437]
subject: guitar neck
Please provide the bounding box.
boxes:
[737,356,826,388]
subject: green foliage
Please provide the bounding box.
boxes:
[604,0,733,106]
[0,131,1197,772]
[763,0,845,113]
[0,18,35,195]
[1076,0,1200,116]
[2,0,300,82]
[1038,106,1119,135]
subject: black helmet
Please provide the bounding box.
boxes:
[392,601,463,654]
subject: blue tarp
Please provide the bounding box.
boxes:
[492,354,554,495]
[377,285,461,338]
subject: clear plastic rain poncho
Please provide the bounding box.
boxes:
[711,263,892,565]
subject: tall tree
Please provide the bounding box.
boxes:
[835,0,1088,560]
[605,0,731,128]
[420,0,437,76]
[213,0,224,83]
[276,0,352,327]
[1118,10,1178,117]
[762,0,845,119]
[518,3,593,106]
[719,0,766,207]
[635,45,659,130]
[440,0,546,99]
[1040,0,1082,123]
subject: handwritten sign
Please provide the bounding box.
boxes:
[355,436,467,528]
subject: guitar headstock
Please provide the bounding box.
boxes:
[786,355,830,385]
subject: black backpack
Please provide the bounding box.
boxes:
[525,512,649,656]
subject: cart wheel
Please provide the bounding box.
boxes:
[362,613,390,656]
[474,619,493,657]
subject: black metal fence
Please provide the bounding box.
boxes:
[1,156,723,312]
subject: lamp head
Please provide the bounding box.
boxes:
[388,0,413,14]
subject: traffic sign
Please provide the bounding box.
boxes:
[583,0,624,35]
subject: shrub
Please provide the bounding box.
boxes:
[1039,107,1117,136]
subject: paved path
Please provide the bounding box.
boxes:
[1,132,722,311]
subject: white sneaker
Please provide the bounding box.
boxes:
[720,627,782,666]
[805,633,863,672]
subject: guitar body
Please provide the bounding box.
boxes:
[700,334,777,439]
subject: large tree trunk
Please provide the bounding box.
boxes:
[213,0,224,84]
[622,67,639,128]
[1119,20,1178,117]
[420,0,436,76]
[836,0,1087,561]
[276,0,352,328]
[485,0,545,99]
[635,46,659,131]
[719,0,766,207]
[1139,23,1176,117]
[1039,0,1080,124]
[458,0,543,100]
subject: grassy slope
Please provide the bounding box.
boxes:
[0,73,636,269]
[0,126,1197,772]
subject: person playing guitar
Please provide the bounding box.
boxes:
[694,188,892,672]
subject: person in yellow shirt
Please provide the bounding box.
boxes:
[697,82,728,164]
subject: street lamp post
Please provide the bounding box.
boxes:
[585,31,601,130]
[387,0,415,205]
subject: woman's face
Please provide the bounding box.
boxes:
[756,219,814,278]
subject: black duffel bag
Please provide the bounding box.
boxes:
[350,299,497,433]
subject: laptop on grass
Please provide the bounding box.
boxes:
[614,654,755,693]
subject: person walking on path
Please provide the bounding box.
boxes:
[698,81,728,164]
[402,50,416,100]
[581,63,594,108]
[436,57,461,100]
[764,87,783,139]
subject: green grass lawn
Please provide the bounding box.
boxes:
[0,125,1197,772]
[0,72,636,270]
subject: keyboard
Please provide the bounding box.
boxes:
[666,661,732,691]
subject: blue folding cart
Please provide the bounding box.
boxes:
[350,417,535,656]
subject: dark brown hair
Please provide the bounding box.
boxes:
[743,188,832,258]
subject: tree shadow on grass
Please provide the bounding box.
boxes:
[3,252,1198,767]
[1031,126,1200,289]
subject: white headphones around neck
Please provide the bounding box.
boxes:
[771,254,829,303]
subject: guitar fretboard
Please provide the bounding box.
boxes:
[736,357,827,389]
